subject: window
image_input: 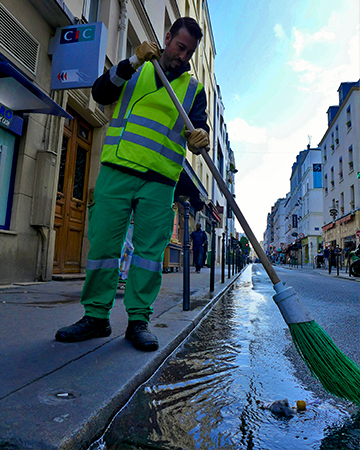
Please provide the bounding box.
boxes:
[348,146,354,172]
[313,163,322,188]
[323,145,327,162]
[346,105,352,129]
[339,157,343,181]
[340,192,344,215]
[324,174,328,195]
[82,0,99,23]
[330,166,334,189]
[126,39,133,59]
[335,126,339,146]
[217,146,223,176]
[0,130,17,229]
[331,133,335,151]
[350,185,355,210]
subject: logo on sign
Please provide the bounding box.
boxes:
[57,69,91,83]
[60,26,95,44]
[0,103,13,128]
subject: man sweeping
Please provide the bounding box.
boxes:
[55,17,210,351]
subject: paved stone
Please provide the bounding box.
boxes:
[0,265,242,450]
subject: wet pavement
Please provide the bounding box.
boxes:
[89,265,360,450]
[0,265,241,450]
[0,263,358,450]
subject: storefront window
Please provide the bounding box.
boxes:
[0,128,16,229]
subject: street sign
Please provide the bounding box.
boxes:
[51,22,108,90]
[356,230,360,237]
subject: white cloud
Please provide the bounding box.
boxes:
[227,118,267,144]
[292,28,305,55]
[274,23,286,40]
[288,59,323,83]
[292,13,339,56]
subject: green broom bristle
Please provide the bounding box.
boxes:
[289,320,360,405]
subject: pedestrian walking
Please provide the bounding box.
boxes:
[55,17,210,351]
[323,246,329,269]
[190,223,208,273]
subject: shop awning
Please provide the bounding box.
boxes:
[338,214,352,225]
[0,55,72,119]
[322,222,334,232]
[175,159,208,210]
[207,201,221,222]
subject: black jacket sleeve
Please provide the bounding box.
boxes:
[92,59,135,105]
[189,87,209,134]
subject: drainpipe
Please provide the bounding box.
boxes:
[118,0,128,61]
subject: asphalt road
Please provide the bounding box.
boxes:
[266,265,360,364]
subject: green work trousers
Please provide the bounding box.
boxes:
[81,165,175,322]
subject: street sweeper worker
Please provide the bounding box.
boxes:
[55,17,210,351]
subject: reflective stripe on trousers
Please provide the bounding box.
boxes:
[80,165,175,322]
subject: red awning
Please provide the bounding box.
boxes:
[322,222,334,232]
[338,214,352,225]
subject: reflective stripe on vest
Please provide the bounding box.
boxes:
[121,131,185,166]
[131,255,163,272]
[101,63,202,180]
[86,258,120,270]
[104,115,186,147]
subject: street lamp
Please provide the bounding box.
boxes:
[329,207,338,222]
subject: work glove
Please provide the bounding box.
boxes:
[129,41,161,70]
[184,128,210,155]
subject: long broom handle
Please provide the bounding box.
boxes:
[152,59,281,286]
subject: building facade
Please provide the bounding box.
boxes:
[0,0,235,284]
[319,80,360,252]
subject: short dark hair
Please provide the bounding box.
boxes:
[169,17,203,41]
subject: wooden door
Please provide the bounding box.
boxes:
[53,109,92,273]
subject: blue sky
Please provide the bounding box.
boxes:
[207,0,359,241]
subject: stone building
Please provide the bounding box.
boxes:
[0,0,235,284]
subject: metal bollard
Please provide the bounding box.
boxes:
[183,201,190,311]
[221,232,225,283]
[210,220,216,292]
[228,238,231,279]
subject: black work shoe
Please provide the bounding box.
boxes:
[125,320,159,352]
[55,316,111,343]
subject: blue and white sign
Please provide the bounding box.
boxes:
[51,22,108,90]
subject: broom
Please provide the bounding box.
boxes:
[152,58,360,405]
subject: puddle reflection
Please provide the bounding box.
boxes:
[91,282,359,450]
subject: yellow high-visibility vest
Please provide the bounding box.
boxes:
[101,62,203,182]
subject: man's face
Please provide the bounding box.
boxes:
[161,27,199,71]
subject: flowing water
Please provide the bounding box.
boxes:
[90,271,359,450]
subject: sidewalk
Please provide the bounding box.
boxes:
[0,265,242,450]
[279,263,360,282]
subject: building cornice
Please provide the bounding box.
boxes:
[318,85,360,146]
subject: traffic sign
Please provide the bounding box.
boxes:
[298,233,305,239]
[356,230,360,237]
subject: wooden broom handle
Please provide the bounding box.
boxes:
[152,59,280,286]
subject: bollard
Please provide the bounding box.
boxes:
[232,246,235,276]
[227,238,231,279]
[221,232,225,283]
[183,201,190,311]
[210,220,216,292]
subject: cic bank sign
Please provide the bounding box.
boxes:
[51,22,107,90]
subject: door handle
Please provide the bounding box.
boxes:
[76,202,82,208]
